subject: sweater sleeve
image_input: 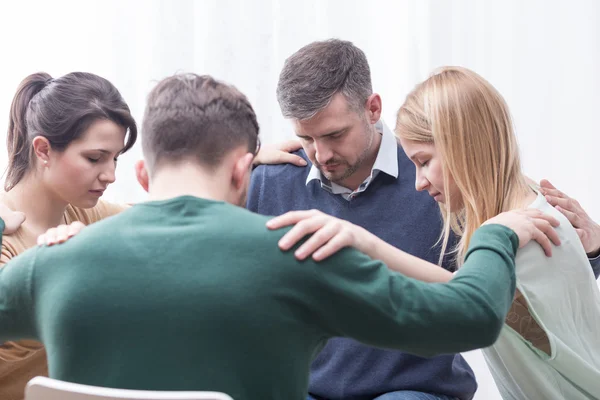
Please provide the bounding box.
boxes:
[0,244,38,341]
[0,219,20,267]
[589,255,600,279]
[0,219,10,266]
[303,224,517,357]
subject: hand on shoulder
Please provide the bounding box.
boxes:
[483,209,561,256]
[0,202,26,234]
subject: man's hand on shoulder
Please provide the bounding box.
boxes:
[539,179,600,258]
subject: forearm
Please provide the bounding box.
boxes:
[359,228,453,282]
[393,224,517,355]
[320,225,517,357]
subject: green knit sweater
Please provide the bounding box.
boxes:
[0,196,517,400]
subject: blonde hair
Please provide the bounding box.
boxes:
[395,66,529,265]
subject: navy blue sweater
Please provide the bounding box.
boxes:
[247,147,476,400]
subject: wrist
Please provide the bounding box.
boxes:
[355,227,378,257]
[587,248,600,259]
[587,226,600,258]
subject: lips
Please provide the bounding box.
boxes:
[89,189,105,196]
[429,191,443,202]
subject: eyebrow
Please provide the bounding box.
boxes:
[84,149,125,156]
[297,127,348,140]
[85,149,111,154]
[408,150,427,162]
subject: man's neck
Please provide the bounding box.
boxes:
[4,173,68,231]
[147,164,233,203]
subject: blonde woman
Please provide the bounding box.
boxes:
[395,67,600,400]
[267,67,600,400]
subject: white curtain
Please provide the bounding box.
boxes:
[1,1,598,398]
[0,0,597,211]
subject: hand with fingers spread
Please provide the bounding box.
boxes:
[483,209,561,256]
[266,209,371,261]
[266,210,455,283]
[37,221,86,246]
[0,203,26,235]
[253,139,307,167]
[539,179,600,257]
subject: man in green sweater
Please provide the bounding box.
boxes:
[0,74,559,400]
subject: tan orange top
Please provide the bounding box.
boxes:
[0,200,127,400]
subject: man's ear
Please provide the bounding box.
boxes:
[135,159,150,192]
[231,153,254,190]
[365,93,382,124]
[32,136,52,166]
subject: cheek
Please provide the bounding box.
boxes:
[450,178,462,199]
[301,142,316,160]
[331,139,356,161]
[348,134,367,152]
[428,163,445,189]
[51,156,96,189]
[431,163,461,200]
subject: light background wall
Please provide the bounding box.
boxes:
[1,1,598,398]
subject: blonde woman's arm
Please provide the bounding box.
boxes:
[267,210,452,282]
[267,209,560,282]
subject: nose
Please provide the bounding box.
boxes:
[99,162,116,185]
[415,170,429,192]
[313,140,334,165]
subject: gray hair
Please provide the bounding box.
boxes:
[276,39,373,120]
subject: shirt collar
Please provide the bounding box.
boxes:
[305,119,398,186]
[372,120,399,178]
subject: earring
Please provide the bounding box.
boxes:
[43,160,48,165]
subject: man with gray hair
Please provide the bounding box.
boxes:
[247,39,600,400]
[248,38,472,400]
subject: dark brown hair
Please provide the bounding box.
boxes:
[142,73,259,171]
[5,72,137,191]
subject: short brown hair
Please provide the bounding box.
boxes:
[142,74,259,171]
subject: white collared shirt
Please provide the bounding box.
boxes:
[305,120,398,200]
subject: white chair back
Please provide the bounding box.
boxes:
[25,376,234,400]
